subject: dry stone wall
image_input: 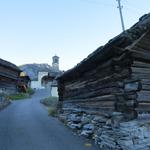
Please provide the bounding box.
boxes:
[58,109,150,150]
[0,95,11,110]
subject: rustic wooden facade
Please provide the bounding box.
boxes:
[58,14,150,119]
[0,58,21,94]
[18,74,31,92]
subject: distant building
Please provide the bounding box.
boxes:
[0,58,21,95]
[31,55,62,96]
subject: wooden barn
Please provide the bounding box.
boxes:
[0,58,21,95]
[58,13,150,120]
[18,72,31,92]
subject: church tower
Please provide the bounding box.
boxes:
[52,55,59,71]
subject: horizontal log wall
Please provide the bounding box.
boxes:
[0,63,20,94]
[59,49,138,117]
[0,74,18,95]
[132,61,150,112]
[129,31,150,113]
[0,66,19,80]
[58,30,150,118]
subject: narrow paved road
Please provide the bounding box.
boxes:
[0,89,99,150]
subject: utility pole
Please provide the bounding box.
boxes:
[116,0,125,31]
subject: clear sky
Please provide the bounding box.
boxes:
[0,0,150,70]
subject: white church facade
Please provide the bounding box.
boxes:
[31,55,61,97]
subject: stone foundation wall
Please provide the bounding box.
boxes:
[58,109,150,150]
[0,87,17,96]
[0,95,11,110]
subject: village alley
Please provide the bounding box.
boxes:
[0,89,99,150]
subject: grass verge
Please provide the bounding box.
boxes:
[26,88,35,95]
[48,107,58,117]
[7,88,34,100]
[40,96,58,117]
[7,93,30,100]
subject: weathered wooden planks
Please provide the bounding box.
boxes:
[130,36,150,112]
[0,59,21,94]
[58,26,150,118]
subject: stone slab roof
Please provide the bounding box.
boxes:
[58,13,150,81]
[0,58,21,72]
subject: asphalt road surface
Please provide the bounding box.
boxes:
[0,89,99,150]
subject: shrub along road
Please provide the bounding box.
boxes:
[0,89,99,150]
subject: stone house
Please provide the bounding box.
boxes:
[58,13,150,120]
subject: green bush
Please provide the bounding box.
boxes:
[26,88,34,95]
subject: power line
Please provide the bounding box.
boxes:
[116,0,125,31]
[79,0,115,7]
[123,0,142,14]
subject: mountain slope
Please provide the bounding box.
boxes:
[19,63,54,80]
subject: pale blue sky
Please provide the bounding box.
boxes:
[0,0,150,70]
